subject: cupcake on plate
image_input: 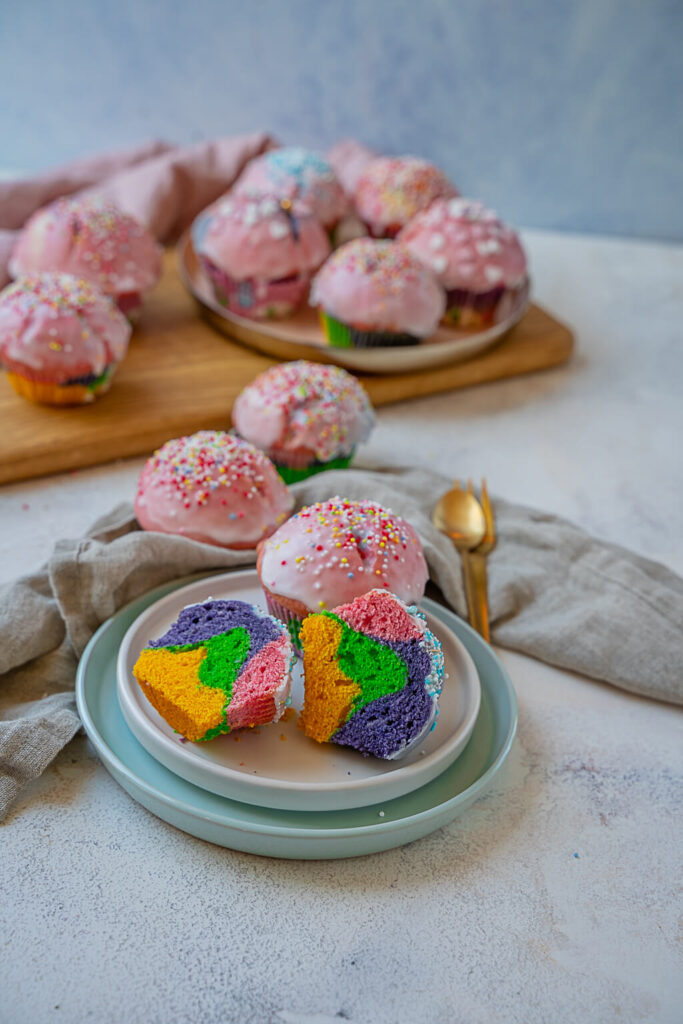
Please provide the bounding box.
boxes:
[310,238,445,348]
[232,361,375,483]
[193,194,330,319]
[0,272,131,405]
[300,589,444,759]
[133,598,294,742]
[234,147,348,231]
[9,196,162,319]
[354,156,458,238]
[135,431,294,548]
[399,198,529,328]
[256,496,429,646]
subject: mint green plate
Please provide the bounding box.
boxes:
[76,575,517,860]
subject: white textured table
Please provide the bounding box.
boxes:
[2,230,682,1024]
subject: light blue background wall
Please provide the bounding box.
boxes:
[2,0,681,240]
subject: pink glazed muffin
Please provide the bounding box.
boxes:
[232,361,375,483]
[234,147,348,231]
[193,194,330,319]
[256,496,429,645]
[399,198,529,328]
[310,238,445,348]
[354,156,458,238]
[0,272,131,405]
[135,431,294,549]
[9,197,162,319]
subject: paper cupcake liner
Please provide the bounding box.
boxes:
[115,291,143,321]
[263,592,305,653]
[319,312,420,349]
[6,365,116,406]
[273,452,354,485]
[443,279,529,328]
[201,257,310,319]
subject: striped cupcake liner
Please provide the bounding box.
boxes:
[318,311,420,349]
[263,592,305,654]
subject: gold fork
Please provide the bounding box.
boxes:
[467,478,496,641]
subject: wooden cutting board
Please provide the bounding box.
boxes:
[0,251,573,485]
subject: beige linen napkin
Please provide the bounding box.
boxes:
[2,465,682,822]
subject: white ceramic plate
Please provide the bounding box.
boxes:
[176,233,531,375]
[116,570,481,812]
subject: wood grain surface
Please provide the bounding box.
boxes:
[0,252,573,485]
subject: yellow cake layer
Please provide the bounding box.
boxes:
[299,615,360,743]
[133,646,226,743]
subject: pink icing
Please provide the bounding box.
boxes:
[234,147,348,228]
[398,198,528,293]
[197,194,330,281]
[333,589,424,641]
[0,272,131,381]
[354,156,458,235]
[9,197,162,297]
[226,633,291,729]
[259,496,428,611]
[232,360,374,462]
[310,238,445,336]
[135,431,294,549]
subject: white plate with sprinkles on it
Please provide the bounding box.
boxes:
[177,233,530,375]
[116,570,481,812]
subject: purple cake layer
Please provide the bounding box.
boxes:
[332,639,433,758]
[149,599,281,664]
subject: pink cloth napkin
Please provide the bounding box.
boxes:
[0,133,281,287]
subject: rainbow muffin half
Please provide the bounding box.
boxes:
[133,599,294,742]
[300,589,445,759]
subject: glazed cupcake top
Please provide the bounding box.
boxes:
[194,194,331,282]
[0,272,131,379]
[9,197,162,296]
[232,361,375,462]
[258,496,428,611]
[134,431,294,549]
[234,147,348,228]
[354,156,458,236]
[310,238,445,336]
[398,198,527,292]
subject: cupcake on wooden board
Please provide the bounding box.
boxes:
[9,196,162,319]
[0,272,131,405]
[310,238,445,348]
[234,147,348,232]
[135,431,294,549]
[193,194,330,319]
[300,589,445,759]
[133,598,294,742]
[354,156,458,238]
[399,198,529,328]
[232,361,375,483]
[256,496,429,646]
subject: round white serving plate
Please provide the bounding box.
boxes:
[176,233,530,375]
[117,570,481,812]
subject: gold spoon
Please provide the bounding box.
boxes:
[432,484,487,636]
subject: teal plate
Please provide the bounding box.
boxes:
[76,576,517,860]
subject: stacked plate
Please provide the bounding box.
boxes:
[76,570,517,859]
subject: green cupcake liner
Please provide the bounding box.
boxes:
[319,311,420,348]
[275,453,354,485]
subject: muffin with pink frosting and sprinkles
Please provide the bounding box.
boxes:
[192,193,330,319]
[10,197,162,320]
[256,496,429,647]
[354,156,458,239]
[0,272,131,405]
[135,431,294,549]
[310,238,445,348]
[399,198,529,328]
[234,147,348,232]
[232,361,375,483]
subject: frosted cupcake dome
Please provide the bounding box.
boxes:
[232,360,375,465]
[134,431,294,549]
[398,197,528,293]
[234,147,348,229]
[354,156,458,237]
[9,197,162,302]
